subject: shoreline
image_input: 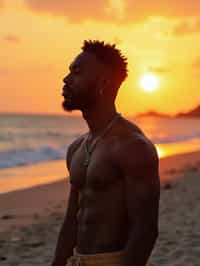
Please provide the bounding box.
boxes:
[0,149,200,195]
[0,160,68,194]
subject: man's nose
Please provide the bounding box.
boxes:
[63,74,73,87]
[63,75,68,84]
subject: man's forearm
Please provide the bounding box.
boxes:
[51,221,77,266]
[121,225,158,266]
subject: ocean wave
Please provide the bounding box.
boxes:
[0,145,68,169]
[152,132,200,144]
[1,131,200,169]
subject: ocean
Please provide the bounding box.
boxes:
[0,113,200,193]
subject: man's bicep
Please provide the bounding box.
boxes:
[64,183,79,224]
[66,141,78,170]
[119,138,160,227]
[64,136,84,222]
[124,167,160,229]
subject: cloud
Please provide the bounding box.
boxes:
[125,1,200,21]
[25,0,119,23]
[3,35,20,43]
[24,0,200,24]
[173,19,200,35]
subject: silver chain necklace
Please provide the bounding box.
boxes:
[83,112,121,167]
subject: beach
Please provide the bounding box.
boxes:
[0,150,200,266]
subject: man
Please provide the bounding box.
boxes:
[52,40,160,266]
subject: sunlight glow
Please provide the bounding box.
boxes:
[140,73,159,92]
[155,145,165,158]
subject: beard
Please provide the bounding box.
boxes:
[62,84,100,112]
[62,99,75,111]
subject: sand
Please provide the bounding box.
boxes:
[0,151,200,266]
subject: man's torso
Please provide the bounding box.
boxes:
[68,117,154,254]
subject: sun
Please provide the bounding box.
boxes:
[139,73,159,92]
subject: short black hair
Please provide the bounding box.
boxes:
[81,40,128,88]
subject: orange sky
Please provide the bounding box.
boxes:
[1,0,200,116]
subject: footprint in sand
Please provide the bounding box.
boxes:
[1,214,16,220]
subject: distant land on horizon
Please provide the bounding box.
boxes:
[136,104,200,119]
[135,110,171,119]
[175,104,200,118]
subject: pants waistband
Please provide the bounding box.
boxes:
[67,247,125,266]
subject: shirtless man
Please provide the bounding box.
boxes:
[52,40,160,266]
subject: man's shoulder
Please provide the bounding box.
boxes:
[112,117,150,147]
[112,118,159,165]
[115,133,157,158]
[68,134,86,151]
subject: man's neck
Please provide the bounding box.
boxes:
[82,103,118,138]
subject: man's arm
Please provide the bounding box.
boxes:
[51,184,79,266]
[116,135,160,266]
[51,138,82,266]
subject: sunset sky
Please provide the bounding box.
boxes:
[1,0,200,116]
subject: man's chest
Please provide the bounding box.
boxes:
[69,141,120,190]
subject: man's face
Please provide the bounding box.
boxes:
[62,51,104,111]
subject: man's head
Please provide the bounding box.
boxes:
[62,40,128,111]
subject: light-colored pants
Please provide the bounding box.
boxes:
[67,246,150,266]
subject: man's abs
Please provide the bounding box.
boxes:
[75,184,129,254]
